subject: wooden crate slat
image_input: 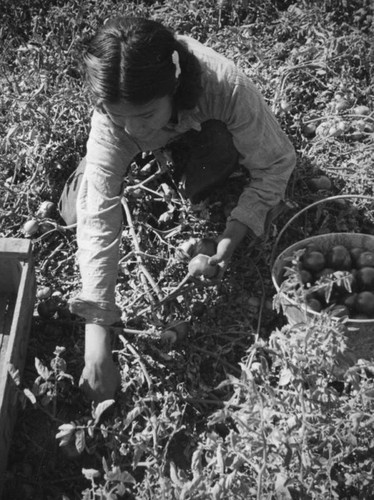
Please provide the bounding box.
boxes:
[6,263,36,368]
[0,239,35,499]
[0,295,10,351]
[0,293,16,370]
[0,238,32,260]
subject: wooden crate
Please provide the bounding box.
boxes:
[0,239,36,498]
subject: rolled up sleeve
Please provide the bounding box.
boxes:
[69,110,139,325]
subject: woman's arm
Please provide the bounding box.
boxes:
[209,78,295,272]
[70,111,139,401]
[70,110,139,325]
[222,76,296,237]
[208,219,249,273]
[80,323,121,402]
[202,73,295,269]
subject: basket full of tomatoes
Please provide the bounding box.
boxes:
[272,232,374,361]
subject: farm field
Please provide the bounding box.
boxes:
[1,0,374,499]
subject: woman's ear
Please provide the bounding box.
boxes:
[96,99,106,113]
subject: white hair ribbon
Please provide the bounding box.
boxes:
[172,50,181,79]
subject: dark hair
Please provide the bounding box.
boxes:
[84,17,202,110]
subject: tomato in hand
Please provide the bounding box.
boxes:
[192,238,217,257]
[188,254,219,278]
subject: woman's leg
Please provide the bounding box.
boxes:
[165,120,240,203]
[58,158,87,225]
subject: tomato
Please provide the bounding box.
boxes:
[162,321,189,343]
[305,243,320,253]
[57,306,72,320]
[37,298,59,319]
[357,251,374,269]
[306,296,323,312]
[356,291,374,317]
[344,293,357,312]
[313,286,328,305]
[299,269,313,285]
[350,247,365,267]
[326,245,352,270]
[188,254,219,278]
[36,286,53,300]
[192,238,217,257]
[36,200,55,218]
[23,219,40,237]
[308,176,332,192]
[348,268,359,291]
[354,267,374,291]
[191,301,206,317]
[302,251,326,273]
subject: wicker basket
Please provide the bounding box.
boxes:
[271,195,374,362]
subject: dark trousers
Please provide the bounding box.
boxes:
[58,120,239,225]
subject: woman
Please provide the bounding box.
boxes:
[60,16,296,402]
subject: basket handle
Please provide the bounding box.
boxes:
[270,194,374,267]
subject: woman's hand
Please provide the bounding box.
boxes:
[80,323,121,403]
[208,220,249,277]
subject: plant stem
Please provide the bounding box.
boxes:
[119,334,153,390]
[121,196,163,302]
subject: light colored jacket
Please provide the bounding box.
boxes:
[70,35,296,325]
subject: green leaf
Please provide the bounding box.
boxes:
[56,423,76,446]
[105,465,136,484]
[57,372,74,382]
[275,486,293,500]
[122,404,146,431]
[364,389,374,399]
[53,346,66,356]
[93,399,115,424]
[23,388,37,405]
[279,367,293,386]
[8,363,21,385]
[82,468,100,480]
[75,428,86,454]
[102,456,110,474]
[35,357,52,381]
[191,448,203,475]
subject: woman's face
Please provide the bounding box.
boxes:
[103,95,174,141]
